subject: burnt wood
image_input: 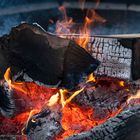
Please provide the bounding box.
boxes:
[67,105,140,140]
[0,81,15,117]
[0,23,100,89]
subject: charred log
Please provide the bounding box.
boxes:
[66,105,140,140]
[22,77,139,140]
[0,23,99,89]
[23,105,63,140]
[0,81,15,117]
[73,77,135,114]
[66,35,140,80]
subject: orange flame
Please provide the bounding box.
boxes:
[3,67,138,140]
[48,92,59,107]
[119,81,125,87]
[60,88,84,108]
[4,67,12,89]
[56,6,74,36]
[75,16,91,48]
[56,1,106,49]
[4,67,30,94]
[86,73,96,83]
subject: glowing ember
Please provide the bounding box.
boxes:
[0,67,58,136]
[1,67,140,140]
[56,102,124,140]
[56,104,95,139]
[127,90,140,104]
[86,73,96,83]
[48,93,59,107]
[119,80,125,87]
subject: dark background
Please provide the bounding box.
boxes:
[0,0,140,36]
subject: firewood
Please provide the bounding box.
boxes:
[66,34,140,80]
[66,105,140,140]
[0,23,100,89]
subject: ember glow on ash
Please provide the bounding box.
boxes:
[48,93,59,107]
[56,103,124,140]
[1,67,140,139]
[0,67,58,136]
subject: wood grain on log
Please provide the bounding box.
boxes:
[64,34,140,80]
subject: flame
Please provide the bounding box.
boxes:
[56,102,124,140]
[48,92,59,107]
[56,1,106,49]
[86,73,96,83]
[119,81,125,87]
[58,6,68,22]
[4,67,29,94]
[56,6,74,36]
[26,109,39,124]
[2,67,58,135]
[4,67,12,89]
[2,67,139,140]
[60,88,84,107]
[75,16,91,48]
[127,90,140,104]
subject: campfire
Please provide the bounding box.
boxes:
[0,1,140,140]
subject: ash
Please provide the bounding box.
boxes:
[24,105,63,140]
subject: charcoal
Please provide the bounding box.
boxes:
[0,81,15,117]
[74,77,133,106]
[0,23,100,89]
[23,105,63,140]
[0,76,138,139]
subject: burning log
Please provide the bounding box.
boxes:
[0,23,140,140]
[0,23,100,89]
[23,106,63,140]
[66,105,140,140]
[21,75,139,140]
